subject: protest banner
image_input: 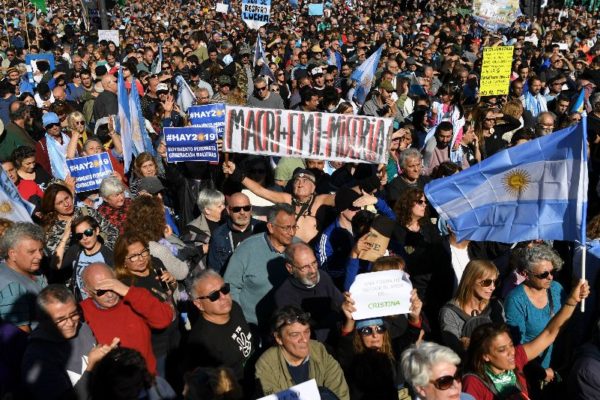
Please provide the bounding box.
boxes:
[25,53,55,85]
[349,270,413,320]
[479,46,514,97]
[257,379,321,400]
[66,153,114,193]
[224,106,392,164]
[98,29,120,46]
[472,0,520,31]
[241,0,271,30]
[164,126,219,163]
[188,104,226,138]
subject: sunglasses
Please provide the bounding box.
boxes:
[530,269,557,280]
[431,371,461,390]
[75,120,86,126]
[230,205,251,213]
[94,289,111,297]
[197,283,231,302]
[255,86,268,92]
[275,312,312,330]
[478,278,499,287]
[74,228,94,241]
[358,325,387,336]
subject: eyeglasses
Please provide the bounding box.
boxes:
[272,223,298,232]
[93,288,111,297]
[358,325,387,336]
[478,278,499,287]
[255,86,268,92]
[196,283,230,302]
[74,228,95,241]
[230,205,252,213]
[431,370,461,390]
[275,312,311,330]
[126,248,150,262]
[74,120,86,126]
[54,310,81,326]
[530,269,557,280]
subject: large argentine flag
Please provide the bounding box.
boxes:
[351,46,382,105]
[117,67,133,174]
[425,119,588,243]
[0,169,33,222]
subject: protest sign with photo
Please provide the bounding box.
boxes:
[349,270,413,320]
[479,46,514,97]
[188,104,226,138]
[472,0,520,31]
[164,126,220,163]
[241,0,271,29]
[66,153,114,193]
[224,106,392,164]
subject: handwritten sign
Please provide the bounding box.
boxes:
[349,270,412,320]
[188,104,226,138]
[66,153,114,193]
[224,106,392,164]
[257,379,321,400]
[241,0,271,30]
[479,46,514,97]
[164,126,219,163]
[98,29,120,46]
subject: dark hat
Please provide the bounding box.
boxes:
[138,176,165,194]
[292,168,316,184]
[335,187,362,213]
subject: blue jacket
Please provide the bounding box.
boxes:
[207,217,265,273]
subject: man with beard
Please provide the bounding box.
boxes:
[275,242,343,344]
[422,121,469,175]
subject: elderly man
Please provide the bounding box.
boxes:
[187,270,254,382]
[0,223,47,332]
[246,76,285,109]
[92,74,118,120]
[224,204,297,332]
[275,243,344,343]
[80,262,172,375]
[386,148,431,207]
[207,192,265,273]
[22,285,118,400]
[255,305,349,399]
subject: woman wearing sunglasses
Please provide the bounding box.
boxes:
[463,276,589,400]
[504,244,566,394]
[401,342,474,400]
[113,231,180,378]
[439,260,505,358]
[59,215,114,301]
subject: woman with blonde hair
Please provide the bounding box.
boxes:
[439,259,505,356]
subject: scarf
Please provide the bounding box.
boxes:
[524,90,548,117]
[485,364,520,398]
[45,132,70,180]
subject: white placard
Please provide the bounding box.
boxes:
[216,2,229,13]
[349,270,412,320]
[257,379,321,400]
[98,29,120,46]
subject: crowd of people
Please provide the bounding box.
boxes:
[2,0,600,399]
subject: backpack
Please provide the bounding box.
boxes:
[445,298,504,338]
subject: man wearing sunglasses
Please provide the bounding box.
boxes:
[187,270,254,383]
[207,192,265,274]
[247,76,285,110]
[35,112,71,177]
[22,285,119,400]
[80,262,173,375]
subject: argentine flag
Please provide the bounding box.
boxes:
[571,88,585,114]
[175,75,196,113]
[426,119,588,243]
[117,67,133,174]
[128,78,155,156]
[351,46,382,105]
[150,44,163,75]
[0,169,33,222]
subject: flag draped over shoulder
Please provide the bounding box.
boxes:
[0,169,33,222]
[351,46,383,105]
[117,67,133,174]
[425,119,588,243]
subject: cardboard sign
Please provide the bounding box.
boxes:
[164,126,219,163]
[241,0,271,30]
[188,104,226,138]
[479,46,514,97]
[358,228,390,262]
[224,106,392,164]
[66,153,114,193]
[257,379,321,400]
[98,29,120,46]
[349,270,413,320]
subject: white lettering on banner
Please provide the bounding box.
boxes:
[224,105,393,164]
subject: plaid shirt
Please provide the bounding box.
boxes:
[97,198,131,235]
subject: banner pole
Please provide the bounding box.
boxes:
[581,246,586,312]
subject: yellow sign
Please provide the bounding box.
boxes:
[479,46,514,97]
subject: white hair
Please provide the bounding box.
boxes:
[401,342,461,389]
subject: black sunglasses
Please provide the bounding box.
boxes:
[431,370,461,390]
[358,325,387,336]
[94,289,111,297]
[197,283,230,302]
[478,278,500,287]
[530,269,557,280]
[230,205,251,213]
[74,228,94,241]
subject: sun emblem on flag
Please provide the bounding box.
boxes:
[503,169,531,196]
[0,201,12,214]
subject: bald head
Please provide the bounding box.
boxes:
[101,74,118,93]
[52,86,66,101]
[227,192,252,230]
[82,262,115,288]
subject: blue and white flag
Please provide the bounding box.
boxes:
[253,36,265,68]
[128,78,155,156]
[117,67,133,173]
[150,44,162,75]
[0,169,33,222]
[572,88,585,114]
[425,119,588,243]
[351,46,383,105]
[175,75,196,113]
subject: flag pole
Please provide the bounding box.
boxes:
[581,115,589,313]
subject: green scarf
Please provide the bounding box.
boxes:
[485,365,520,397]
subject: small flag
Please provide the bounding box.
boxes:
[253,36,265,68]
[572,89,585,114]
[351,46,383,105]
[175,75,196,113]
[150,44,162,75]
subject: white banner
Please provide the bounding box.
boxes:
[224,106,392,164]
[258,379,320,400]
[349,270,413,320]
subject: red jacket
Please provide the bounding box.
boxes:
[81,286,173,375]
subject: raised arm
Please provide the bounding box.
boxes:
[223,161,291,204]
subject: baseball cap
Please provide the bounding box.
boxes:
[43,112,60,128]
[138,177,165,194]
